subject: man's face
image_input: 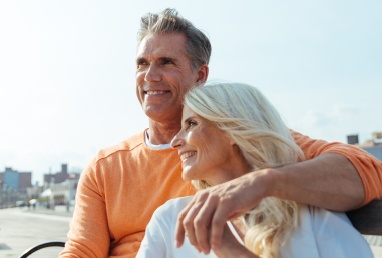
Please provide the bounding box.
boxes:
[136,33,202,123]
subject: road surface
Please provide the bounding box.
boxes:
[0,207,70,258]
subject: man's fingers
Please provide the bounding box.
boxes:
[182,200,206,250]
[174,189,240,254]
[210,201,232,250]
[193,197,218,254]
[175,197,196,248]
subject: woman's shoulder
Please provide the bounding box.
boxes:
[153,196,194,220]
[297,205,373,258]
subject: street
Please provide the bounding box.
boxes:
[0,207,70,258]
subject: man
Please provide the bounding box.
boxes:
[60,8,382,258]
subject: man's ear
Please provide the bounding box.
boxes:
[196,64,209,85]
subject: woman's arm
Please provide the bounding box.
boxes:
[213,224,259,258]
[136,213,168,258]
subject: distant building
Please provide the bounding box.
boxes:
[347,131,382,161]
[44,163,70,184]
[0,167,32,190]
[50,175,79,205]
[362,146,382,161]
[347,134,359,145]
[19,172,32,189]
[41,163,80,207]
[0,167,31,208]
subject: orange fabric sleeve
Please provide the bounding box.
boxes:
[59,131,195,258]
[292,130,382,205]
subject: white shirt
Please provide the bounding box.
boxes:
[136,196,373,258]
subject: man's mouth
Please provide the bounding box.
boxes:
[145,90,168,95]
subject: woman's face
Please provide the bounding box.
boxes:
[171,105,247,185]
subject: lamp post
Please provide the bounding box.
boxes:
[67,173,76,212]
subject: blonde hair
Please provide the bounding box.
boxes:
[184,82,305,258]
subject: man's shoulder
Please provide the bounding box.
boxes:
[95,130,146,160]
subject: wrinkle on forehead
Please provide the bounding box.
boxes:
[136,33,188,60]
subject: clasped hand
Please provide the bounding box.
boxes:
[174,171,268,255]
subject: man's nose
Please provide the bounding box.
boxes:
[144,64,161,82]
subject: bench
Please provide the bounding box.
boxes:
[347,199,382,236]
[18,241,65,258]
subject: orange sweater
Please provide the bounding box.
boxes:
[60,130,382,258]
[292,130,382,205]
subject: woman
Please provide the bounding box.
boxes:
[136,82,373,258]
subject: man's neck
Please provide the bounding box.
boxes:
[144,130,171,149]
[147,120,180,145]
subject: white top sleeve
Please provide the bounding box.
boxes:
[136,196,217,258]
[282,205,373,258]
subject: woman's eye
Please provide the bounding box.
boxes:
[188,120,197,127]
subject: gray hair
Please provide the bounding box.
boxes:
[138,8,212,70]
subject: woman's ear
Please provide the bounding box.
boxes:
[220,130,235,146]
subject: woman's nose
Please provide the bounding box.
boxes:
[171,132,185,149]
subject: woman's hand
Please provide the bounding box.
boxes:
[214,224,259,258]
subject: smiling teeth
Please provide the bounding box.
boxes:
[146,91,166,95]
[180,152,196,161]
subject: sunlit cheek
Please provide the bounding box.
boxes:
[136,71,145,81]
[197,133,216,162]
[184,130,194,145]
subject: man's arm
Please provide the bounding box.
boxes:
[59,161,110,258]
[272,152,364,210]
[292,130,382,207]
[175,131,382,254]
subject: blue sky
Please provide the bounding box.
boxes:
[1,1,381,184]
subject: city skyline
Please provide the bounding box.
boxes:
[0,163,79,187]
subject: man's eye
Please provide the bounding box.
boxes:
[136,60,148,68]
[162,58,173,65]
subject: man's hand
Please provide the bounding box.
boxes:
[175,170,271,254]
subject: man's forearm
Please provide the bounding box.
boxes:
[268,153,365,211]
[173,152,367,253]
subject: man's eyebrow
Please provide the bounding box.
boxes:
[136,57,146,64]
[136,56,177,64]
[158,56,177,63]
